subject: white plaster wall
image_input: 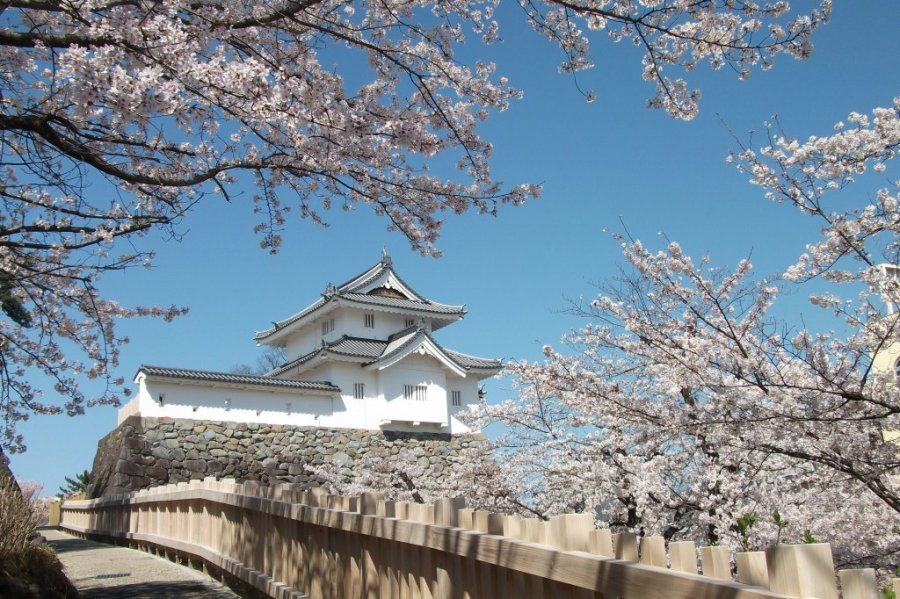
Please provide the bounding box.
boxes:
[126,361,480,433]
[445,375,480,434]
[353,309,403,341]
[134,376,335,426]
[322,362,377,429]
[872,341,900,376]
[280,324,320,360]
[278,306,440,360]
[299,359,458,432]
[872,341,900,444]
[117,394,142,425]
[377,354,449,426]
[329,307,417,342]
[279,307,345,359]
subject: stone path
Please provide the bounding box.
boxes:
[44,528,240,598]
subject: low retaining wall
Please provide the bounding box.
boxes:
[61,480,887,599]
[88,416,487,498]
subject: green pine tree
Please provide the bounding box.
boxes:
[57,470,91,498]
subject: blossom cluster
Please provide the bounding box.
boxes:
[0,1,828,447]
[469,100,900,569]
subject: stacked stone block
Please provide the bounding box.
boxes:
[88,415,486,498]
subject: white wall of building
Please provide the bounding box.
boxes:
[276,307,432,360]
[377,354,449,427]
[134,375,335,426]
[127,351,479,434]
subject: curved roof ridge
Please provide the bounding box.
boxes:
[335,259,389,294]
[266,335,390,377]
[443,348,503,370]
[254,295,328,340]
[364,329,468,375]
[135,364,339,392]
[386,324,418,342]
[254,257,464,343]
[341,292,464,312]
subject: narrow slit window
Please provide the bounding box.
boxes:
[405,318,415,328]
[321,318,335,336]
[451,390,461,407]
[364,313,375,328]
[354,383,365,400]
[404,384,427,401]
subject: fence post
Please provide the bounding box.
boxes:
[409,503,435,524]
[521,518,547,544]
[669,541,697,574]
[700,545,731,581]
[502,514,522,538]
[376,500,396,518]
[471,511,488,533]
[394,501,410,520]
[735,551,769,588]
[549,513,594,552]
[837,568,879,599]
[434,497,465,527]
[588,529,613,557]
[613,532,638,561]
[359,493,384,515]
[765,543,838,599]
[457,509,474,530]
[639,536,667,568]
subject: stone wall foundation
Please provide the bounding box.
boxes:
[88,416,487,498]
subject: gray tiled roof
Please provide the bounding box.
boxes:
[444,349,502,370]
[255,297,328,340]
[266,336,386,377]
[375,329,423,366]
[254,258,464,341]
[137,365,340,392]
[341,293,464,315]
[269,330,501,377]
[334,259,427,301]
[327,336,387,359]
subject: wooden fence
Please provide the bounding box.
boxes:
[60,478,899,599]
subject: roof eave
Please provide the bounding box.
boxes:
[254,297,337,344]
[364,335,468,378]
[137,371,339,395]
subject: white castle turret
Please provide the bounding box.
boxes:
[123,254,500,434]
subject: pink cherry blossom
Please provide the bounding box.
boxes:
[0,1,828,451]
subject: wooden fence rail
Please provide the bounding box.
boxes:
[60,479,899,599]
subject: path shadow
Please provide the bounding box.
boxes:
[46,535,107,554]
[77,580,234,598]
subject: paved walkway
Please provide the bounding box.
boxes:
[44,528,240,598]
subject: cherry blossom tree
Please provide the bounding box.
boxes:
[0,0,829,452]
[470,99,899,568]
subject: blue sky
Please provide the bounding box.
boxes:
[9,2,900,494]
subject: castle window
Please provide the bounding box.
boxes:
[404,384,427,402]
[405,318,415,328]
[451,390,461,407]
[354,383,365,400]
[364,313,375,328]
[321,318,335,336]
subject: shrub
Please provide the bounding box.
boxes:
[0,479,78,598]
[0,477,38,565]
